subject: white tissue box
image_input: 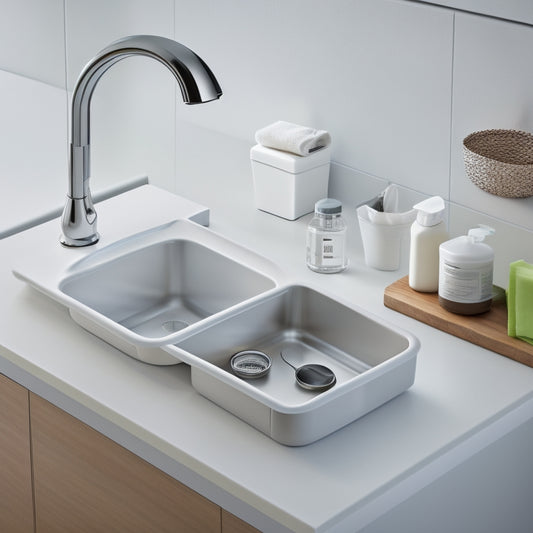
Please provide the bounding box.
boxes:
[250,144,330,220]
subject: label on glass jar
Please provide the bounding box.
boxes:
[308,232,345,268]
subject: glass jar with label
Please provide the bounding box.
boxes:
[306,198,348,273]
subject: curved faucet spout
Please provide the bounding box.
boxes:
[61,35,222,247]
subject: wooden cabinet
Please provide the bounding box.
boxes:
[0,374,260,532]
[0,374,34,533]
[30,393,221,532]
[222,509,261,533]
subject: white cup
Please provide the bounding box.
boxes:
[357,208,414,271]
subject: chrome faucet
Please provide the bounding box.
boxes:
[60,35,222,247]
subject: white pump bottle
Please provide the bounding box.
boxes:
[408,196,448,292]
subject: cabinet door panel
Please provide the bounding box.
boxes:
[0,374,34,533]
[30,393,220,533]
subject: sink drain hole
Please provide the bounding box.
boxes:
[162,320,189,333]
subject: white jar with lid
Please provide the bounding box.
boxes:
[438,225,495,315]
[306,198,347,273]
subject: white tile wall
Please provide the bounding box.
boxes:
[174,0,454,198]
[0,0,65,87]
[2,0,533,286]
[415,0,533,25]
[64,0,174,90]
[0,71,68,234]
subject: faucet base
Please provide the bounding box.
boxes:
[60,196,99,247]
[60,233,100,248]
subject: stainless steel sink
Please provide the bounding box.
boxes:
[166,285,419,445]
[12,186,419,445]
[14,219,279,365]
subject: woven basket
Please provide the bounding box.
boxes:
[463,129,533,198]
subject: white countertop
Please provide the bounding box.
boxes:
[1,182,533,532]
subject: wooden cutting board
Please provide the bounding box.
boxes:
[384,276,533,368]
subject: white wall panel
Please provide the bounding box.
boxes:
[414,0,533,25]
[0,72,67,234]
[0,0,65,87]
[174,0,454,198]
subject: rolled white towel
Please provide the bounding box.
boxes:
[255,120,331,156]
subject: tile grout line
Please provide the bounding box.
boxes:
[447,12,456,207]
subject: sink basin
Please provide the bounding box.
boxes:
[61,240,266,338]
[165,285,419,445]
[14,219,279,365]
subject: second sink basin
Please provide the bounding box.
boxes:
[166,284,419,445]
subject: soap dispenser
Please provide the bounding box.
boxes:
[408,196,448,292]
[438,225,495,315]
